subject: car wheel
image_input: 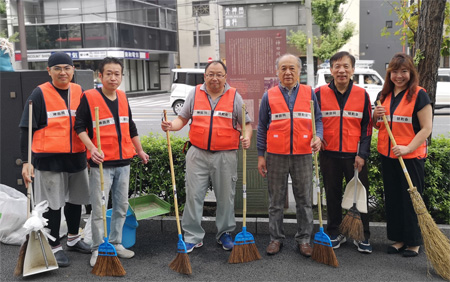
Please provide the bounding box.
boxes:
[173,100,184,115]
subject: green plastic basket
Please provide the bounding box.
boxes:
[128,193,171,220]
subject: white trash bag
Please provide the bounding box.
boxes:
[0,184,28,245]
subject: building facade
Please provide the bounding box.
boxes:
[176,0,221,68]
[5,0,178,92]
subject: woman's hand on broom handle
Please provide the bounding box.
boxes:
[21,163,34,188]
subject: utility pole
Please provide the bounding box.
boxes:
[17,0,28,69]
[195,11,200,68]
[215,0,220,60]
[305,0,314,86]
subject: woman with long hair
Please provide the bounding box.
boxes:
[373,53,432,257]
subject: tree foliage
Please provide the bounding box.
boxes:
[0,0,19,41]
[380,0,450,58]
[287,0,355,61]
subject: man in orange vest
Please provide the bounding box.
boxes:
[161,60,252,253]
[19,52,91,267]
[257,54,322,257]
[315,51,373,253]
[75,57,149,267]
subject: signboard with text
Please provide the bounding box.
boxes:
[225,29,286,125]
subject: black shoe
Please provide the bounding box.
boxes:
[54,250,70,267]
[67,239,91,254]
[403,249,419,257]
[387,244,406,254]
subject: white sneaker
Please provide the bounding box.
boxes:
[113,244,135,259]
[90,250,98,267]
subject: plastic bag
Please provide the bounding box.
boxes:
[0,184,28,245]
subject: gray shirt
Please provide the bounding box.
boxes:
[179,82,253,127]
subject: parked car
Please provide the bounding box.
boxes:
[315,60,384,106]
[436,68,450,109]
[169,68,205,115]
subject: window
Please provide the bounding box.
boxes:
[193,31,211,46]
[386,21,393,28]
[274,4,298,26]
[248,4,273,27]
[193,1,210,16]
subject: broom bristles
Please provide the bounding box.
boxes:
[169,253,192,275]
[340,208,364,241]
[91,255,126,277]
[409,187,450,281]
[13,236,29,276]
[311,244,339,267]
[228,244,262,264]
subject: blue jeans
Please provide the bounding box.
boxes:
[89,165,130,250]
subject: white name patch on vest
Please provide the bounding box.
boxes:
[70,110,77,116]
[213,111,232,118]
[293,112,311,119]
[94,117,115,127]
[392,115,412,123]
[193,110,211,116]
[47,110,69,118]
[119,116,129,123]
[271,112,290,121]
[322,110,340,117]
[343,110,363,119]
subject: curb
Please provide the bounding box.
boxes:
[142,216,450,238]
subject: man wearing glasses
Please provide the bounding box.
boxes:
[161,61,252,253]
[19,52,91,267]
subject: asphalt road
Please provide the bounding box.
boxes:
[1,217,449,282]
[129,93,450,138]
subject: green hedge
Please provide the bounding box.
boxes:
[129,133,188,213]
[131,132,450,224]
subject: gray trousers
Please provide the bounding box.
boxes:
[266,153,313,244]
[89,166,130,250]
[182,146,237,244]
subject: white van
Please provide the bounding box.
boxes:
[315,60,384,106]
[436,68,450,109]
[169,68,205,115]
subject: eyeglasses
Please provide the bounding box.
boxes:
[52,66,73,73]
[205,73,225,79]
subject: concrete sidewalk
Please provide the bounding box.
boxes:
[1,216,449,282]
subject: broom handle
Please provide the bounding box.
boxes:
[242,105,247,228]
[27,101,33,219]
[164,110,182,236]
[376,101,415,190]
[95,107,108,239]
[310,100,323,227]
[353,142,360,204]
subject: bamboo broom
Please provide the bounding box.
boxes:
[228,104,261,264]
[310,100,339,267]
[339,142,365,241]
[377,100,450,281]
[165,110,192,275]
[91,107,126,277]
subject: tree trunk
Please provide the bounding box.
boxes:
[415,0,446,114]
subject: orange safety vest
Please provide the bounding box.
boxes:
[266,85,313,155]
[189,85,240,151]
[376,87,427,159]
[83,89,136,161]
[32,82,86,154]
[320,85,365,153]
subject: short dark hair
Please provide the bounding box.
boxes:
[99,57,123,74]
[205,60,227,74]
[330,51,355,68]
